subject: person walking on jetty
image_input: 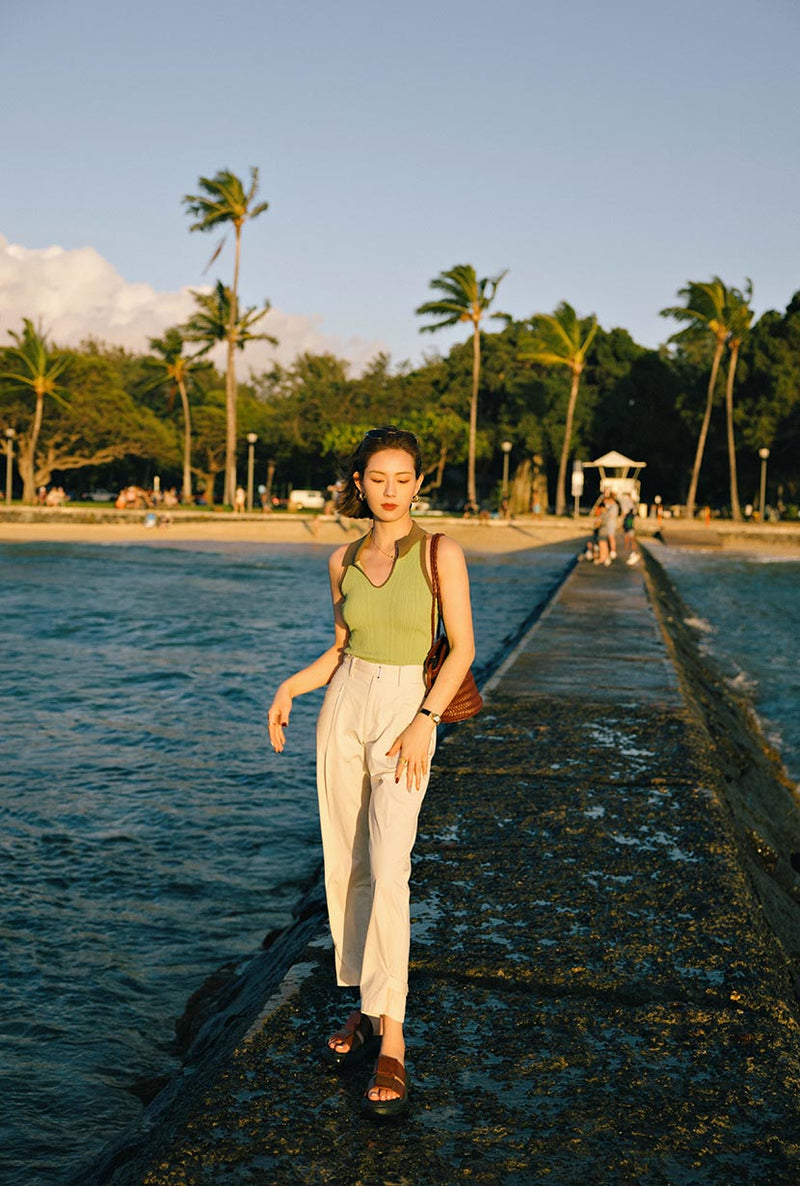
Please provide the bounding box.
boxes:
[596,490,620,565]
[267,426,476,1120]
[621,493,640,565]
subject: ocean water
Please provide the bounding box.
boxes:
[0,538,573,1185]
[652,546,800,787]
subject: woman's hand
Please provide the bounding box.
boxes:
[387,714,435,791]
[267,686,293,753]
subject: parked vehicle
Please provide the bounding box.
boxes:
[81,490,118,502]
[287,489,326,512]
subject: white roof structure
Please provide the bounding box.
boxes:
[582,450,647,501]
[583,451,647,471]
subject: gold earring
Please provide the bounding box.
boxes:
[412,494,419,504]
[358,490,365,501]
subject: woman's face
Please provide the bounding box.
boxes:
[357,448,423,522]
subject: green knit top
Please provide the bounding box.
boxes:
[341,522,435,666]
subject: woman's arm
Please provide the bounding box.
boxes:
[267,546,350,753]
[387,535,476,788]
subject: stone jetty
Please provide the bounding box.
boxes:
[79,546,800,1185]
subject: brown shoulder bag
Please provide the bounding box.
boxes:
[422,533,483,723]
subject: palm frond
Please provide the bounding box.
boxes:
[0,370,38,387]
[203,236,227,274]
[661,275,755,350]
[416,263,507,338]
[179,282,277,353]
[415,299,470,321]
[183,167,269,233]
[520,349,572,369]
[519,302,597,369]
[2,318,70,394]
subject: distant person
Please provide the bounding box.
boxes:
[233,486,246,513]
[621,497,640,565]
[597,492,620,565]
[267,426,477,1121]
[586,496,602,561]
[619,493,638,564]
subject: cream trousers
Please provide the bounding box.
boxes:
[316,654,436,1023]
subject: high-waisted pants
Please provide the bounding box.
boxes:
[316,654,436,1024]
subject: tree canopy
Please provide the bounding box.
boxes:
[2,291,799,516]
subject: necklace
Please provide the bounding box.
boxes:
[370,531,396,560]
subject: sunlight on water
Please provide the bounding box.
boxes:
[0,539,572,1183]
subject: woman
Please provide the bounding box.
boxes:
[267,426,476,1119]
[596,491,620,566]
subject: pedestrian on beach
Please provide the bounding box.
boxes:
[267,425,476,1120]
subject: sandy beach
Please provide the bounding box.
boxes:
[0,510,587,554]
[2,507,800,555]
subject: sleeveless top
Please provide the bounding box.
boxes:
[340,523,435,666]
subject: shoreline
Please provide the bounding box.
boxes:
[2,507,800,555]
[0,510,585,554]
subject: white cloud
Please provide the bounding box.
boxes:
[0,234,383,375]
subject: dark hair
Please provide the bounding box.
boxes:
[337,426,423,519]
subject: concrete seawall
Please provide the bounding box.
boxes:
[78,547,800,1185]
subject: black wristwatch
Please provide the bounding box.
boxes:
[419,708,442,725]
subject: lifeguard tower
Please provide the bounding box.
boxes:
[582,450,646,504]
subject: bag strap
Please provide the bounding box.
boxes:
[429,533,444,644]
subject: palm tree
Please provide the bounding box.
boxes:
[181,283,276,486]
[145,328,207,504]
[183,281,276,352]
[416,264,507,508]
[660,278,730,518]
[520,302,597,516]
[183,168,269,505]
[722,281,754,521]
[1,319,70,503]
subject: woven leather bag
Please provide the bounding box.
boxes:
[422,533,483,723]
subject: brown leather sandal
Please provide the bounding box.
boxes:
[361,1054,409,1119]
[322,1010,380,1070]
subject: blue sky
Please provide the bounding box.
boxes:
[2,0,798,372]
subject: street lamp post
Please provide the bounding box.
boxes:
[4,428,15,505]
[501,440,512,500]
[758,447,770,522]
[246,433,258,513]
